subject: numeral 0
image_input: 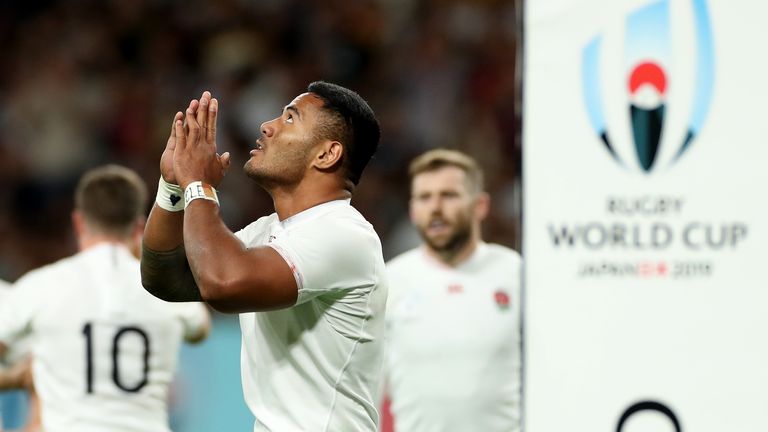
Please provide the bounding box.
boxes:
[82,323,151,394]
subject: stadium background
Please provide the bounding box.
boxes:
[0,0,519,430]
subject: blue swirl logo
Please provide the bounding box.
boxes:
[582,0,714,172]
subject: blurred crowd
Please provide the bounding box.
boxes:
[0,0,519,282]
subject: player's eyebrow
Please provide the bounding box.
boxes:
[284,105,301,120]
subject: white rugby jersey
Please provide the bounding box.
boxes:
[0,243,208,432]
[385,243,522,432]
[235,199,387,432]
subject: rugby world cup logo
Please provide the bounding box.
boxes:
[582,0,714,172]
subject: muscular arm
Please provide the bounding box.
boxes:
[170,93,297,313]
[182,200,297,313]
[141,106,204,302]
[141,203,202,302]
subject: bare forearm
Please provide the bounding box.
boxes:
[144,203,184,251]
[141,244,203,302]
[170,89,297,312]
[144,204,184,252]
[141,204,202,301]
[182,201,298,312]
[183,201,246,305]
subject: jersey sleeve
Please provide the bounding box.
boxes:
[268,217,381,305]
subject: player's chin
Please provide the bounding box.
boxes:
[244,155,261,167]
[423,224,453,240]
[243,161,260,177]
[424,232,453,249]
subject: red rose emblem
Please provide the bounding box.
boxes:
[494,290,510,310]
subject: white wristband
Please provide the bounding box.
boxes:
[156,177,184,212]
[184,181,219,208]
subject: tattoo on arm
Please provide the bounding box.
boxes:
[141,244,203,302]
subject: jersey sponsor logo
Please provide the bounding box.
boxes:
[494,289,510,310]
[582,0,714,173]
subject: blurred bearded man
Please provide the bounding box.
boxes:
[382,149,522,432]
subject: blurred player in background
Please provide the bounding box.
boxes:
[0,279,40,432]
[142,83,387,431]
[382,149,522,432]
[0,165,210,432]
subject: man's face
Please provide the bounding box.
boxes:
[410,166,476,253]
[244,92,326,186]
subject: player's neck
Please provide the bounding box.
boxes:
[268,178,352,221]
[78,236,132,253]
[427,237,480,268]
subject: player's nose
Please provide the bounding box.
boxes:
[428,198,444,214]
[261,120,276,138]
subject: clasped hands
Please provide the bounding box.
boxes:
[160,91,231,189]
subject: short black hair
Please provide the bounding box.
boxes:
[75,165,148,237]
[307,81,381,185]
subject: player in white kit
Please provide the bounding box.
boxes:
[0,279,40,432]
[0,165,210,432]
[141,83,387,431]
[383,149,522,432]
[0,279,30,387]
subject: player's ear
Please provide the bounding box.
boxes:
[314,140,343,170]
[72,210,86,238]
[130,217,146,259]
[474,192,490,222]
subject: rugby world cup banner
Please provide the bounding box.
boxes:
[523,0,768,430]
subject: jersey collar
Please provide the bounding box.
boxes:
[280,199,351,230]
[421,242,488,270]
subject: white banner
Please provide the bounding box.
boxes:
[523,0,768,430]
